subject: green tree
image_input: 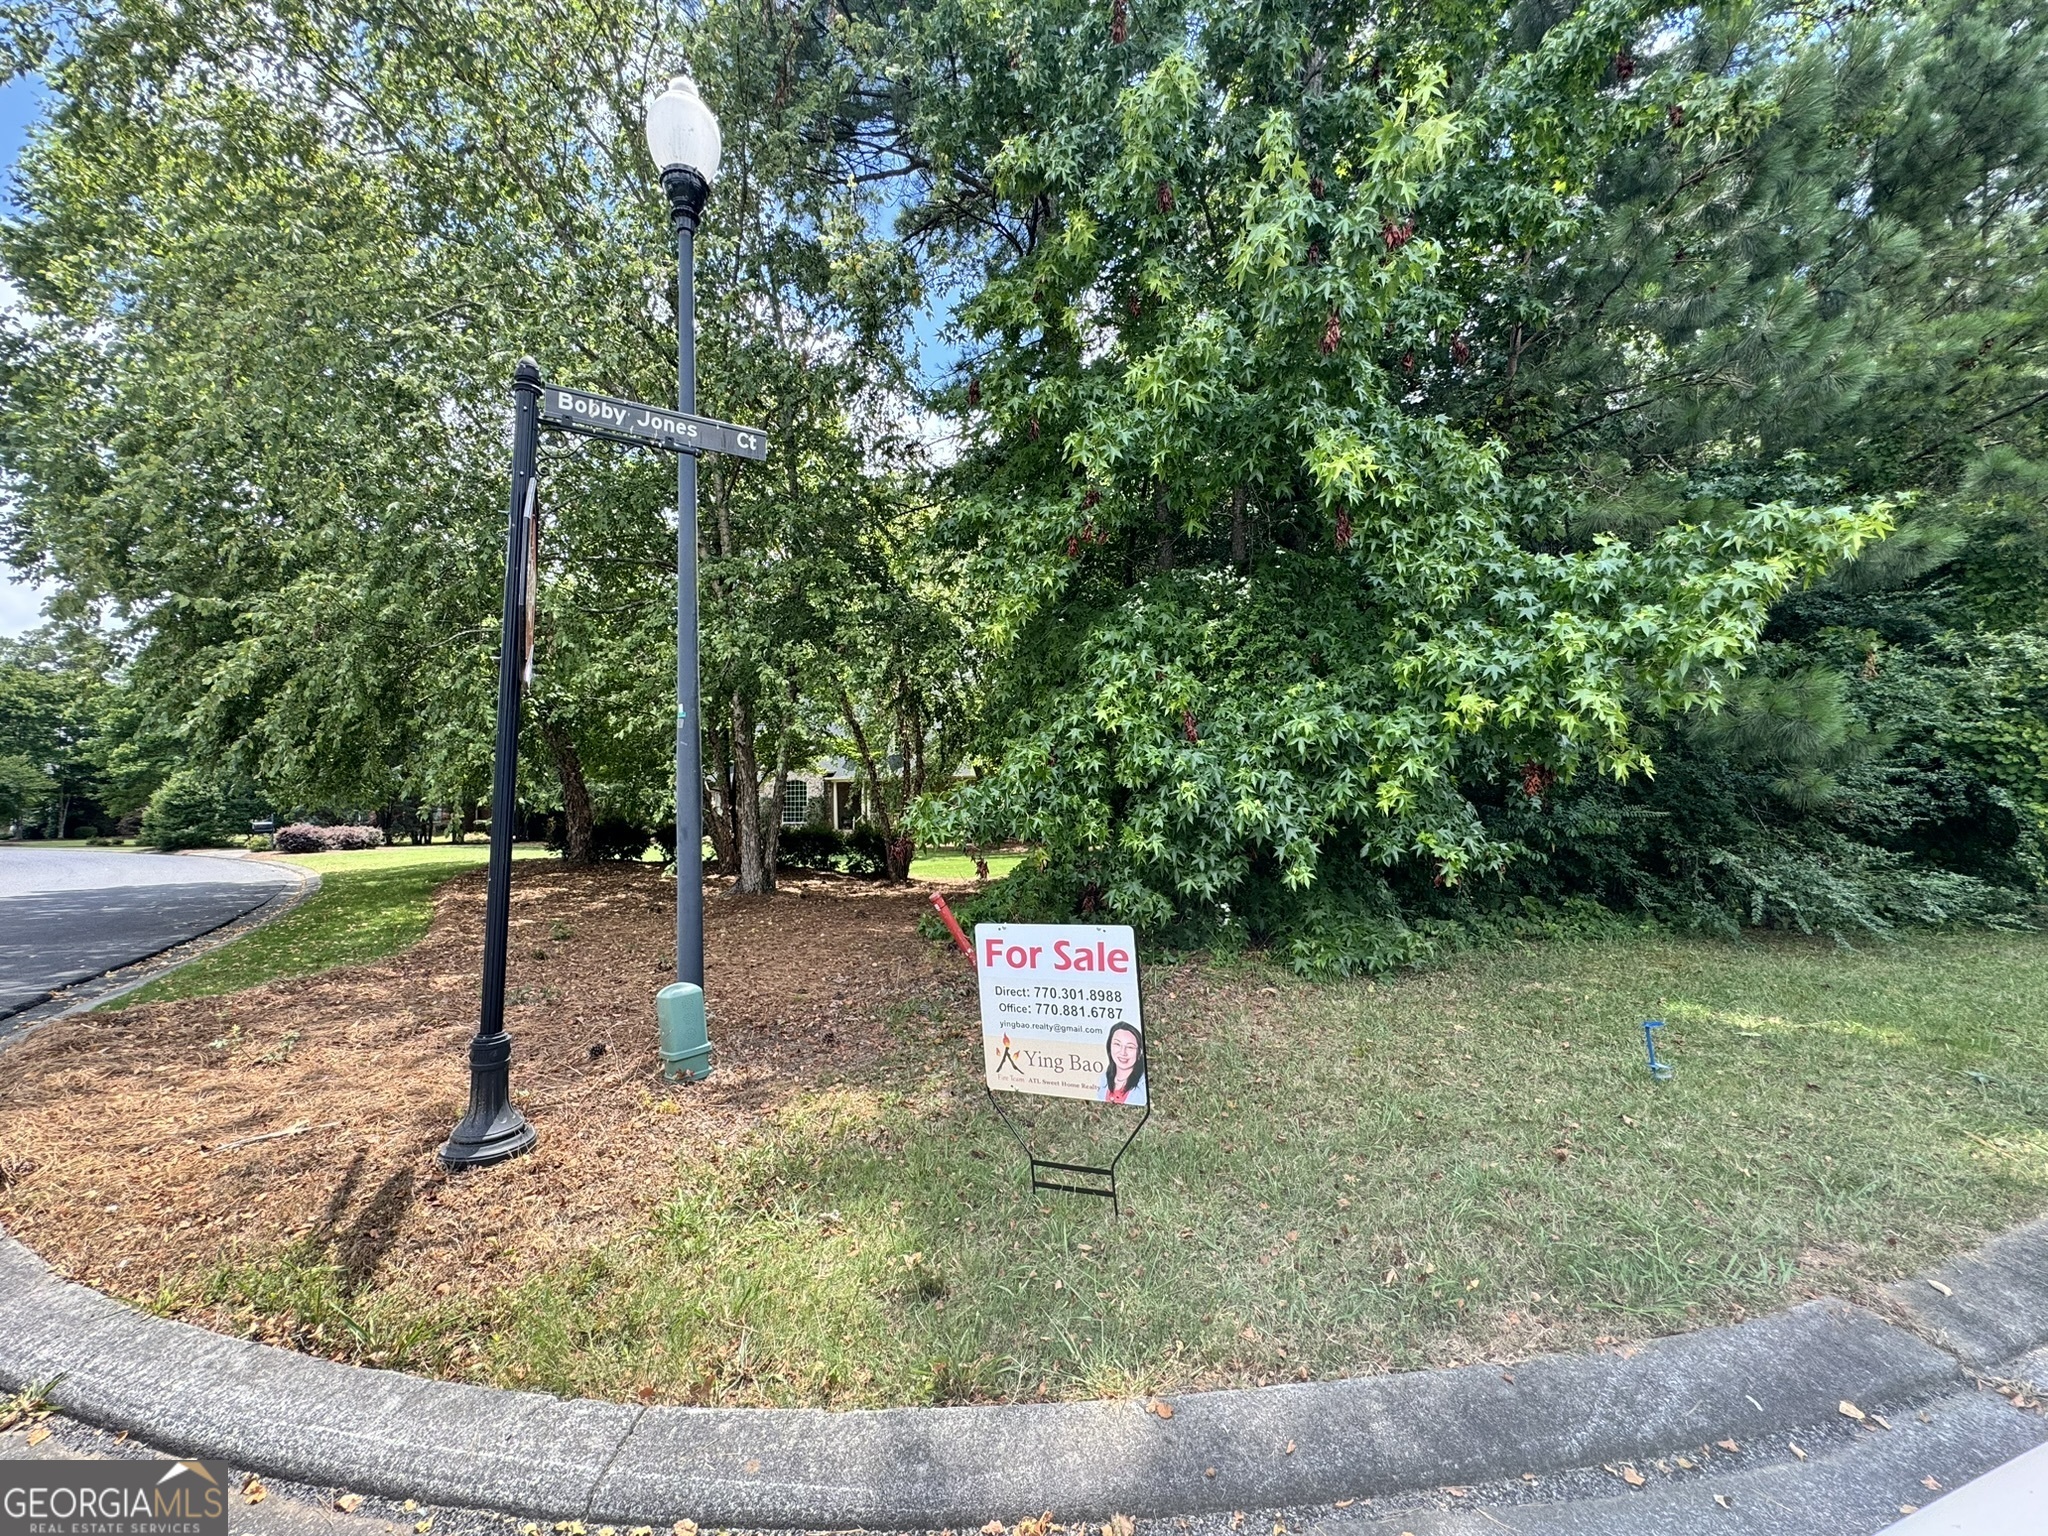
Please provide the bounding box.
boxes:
[1451,0,2048,934]
[0,635,79,833]
[0,627,154,837]
[897,0,1885,959]
[0,0,924,886]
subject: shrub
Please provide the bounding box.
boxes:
[271,824,324,853]
[591,818,654,861]
[777,826,848,870]
[843,821,891,877]
[273,822,384,854]
[774,823,894,877]
[139,770,235,850]
[545,817,654,861]
[593,823,647,860]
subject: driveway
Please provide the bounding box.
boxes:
[0,847,300,1019]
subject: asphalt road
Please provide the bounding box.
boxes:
[2,1416,366,1536]
[3,1397,2043,1536]
[0,846,298,1019]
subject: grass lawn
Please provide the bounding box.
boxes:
[910,849,1026,882]
[112,844,550,1008]
[191,921,2048,1407]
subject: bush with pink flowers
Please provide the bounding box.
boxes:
[272,822,384,854]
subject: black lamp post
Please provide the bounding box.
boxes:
[439,359,543,1169]
[646,74,722,1082]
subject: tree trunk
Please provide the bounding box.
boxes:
[762,731,788,891]
[762,670,805,882]
[729,692,770,894]
[1230,485,1247,569]
[885,831,915,881]
[705,725,737,874]
[892,699,921,881]
[538,714,595,867]
[839,686,903,879]
[1155,484,1175,570]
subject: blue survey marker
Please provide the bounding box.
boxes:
[1643,1019,1673,1081]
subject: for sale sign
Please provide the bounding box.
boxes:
[976,923,1146,1106]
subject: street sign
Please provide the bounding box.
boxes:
[975,922,1147,1106]
[539,383,769,461]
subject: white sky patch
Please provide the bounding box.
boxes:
[850,376,958,470]
[909,407,962,469]
[0,563,53,636]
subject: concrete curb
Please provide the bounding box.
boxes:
[580,1301,1955,1525]
[1884,1218,2048,1370]
[10,1219,2048,1528]
[0,858,318,1043]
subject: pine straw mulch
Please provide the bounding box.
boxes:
[0,863,978,1317]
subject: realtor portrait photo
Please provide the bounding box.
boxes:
[1100,1021,1146,1107]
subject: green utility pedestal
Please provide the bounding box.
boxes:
[657,982,712,1083]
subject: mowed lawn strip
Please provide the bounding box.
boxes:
[909,850,1025,883]
[198,924,2048,1407]
[112,844,547,1007]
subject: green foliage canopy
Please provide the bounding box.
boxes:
[0,0,937,872]
[902,0,1889,932]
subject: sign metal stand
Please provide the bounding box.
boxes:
[982,1079,1151,1216]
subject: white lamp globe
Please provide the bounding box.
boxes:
[645,74,722,181]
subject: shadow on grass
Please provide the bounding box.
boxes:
[198,1148,442,1370]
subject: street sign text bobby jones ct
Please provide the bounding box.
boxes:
[539,384,768,461]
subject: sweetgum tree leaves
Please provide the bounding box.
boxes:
[903,0,1886,934]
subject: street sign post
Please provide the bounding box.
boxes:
[438,361,771,1170]
[973,920,1152,1213]
[439,360,545,1170]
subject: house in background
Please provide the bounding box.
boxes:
[780,756,971,830]
[782,758,868,830]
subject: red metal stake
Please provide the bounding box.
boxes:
[930,892,974,963]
